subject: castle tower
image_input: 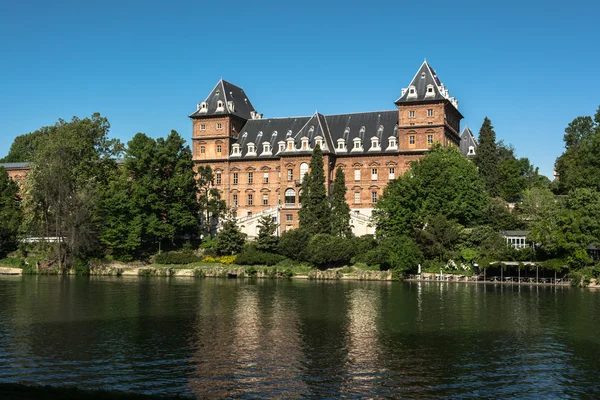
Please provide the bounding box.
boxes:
[189,79,259,162]
[395,61,463,152]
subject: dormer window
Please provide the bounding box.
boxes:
[337,138,347,151]
[314,136,323,149]
[369,137,380,151]
[286,137,295,151]
[352,138,363,152]
[468,146,475,155]
[359,126,366,135]
[232,144,241,156]
[278,141,285,153]
[425,84,435,97]
[344,127,350,135]
[301,136,310,151]
[407,85,417,98]
[308,126,315,135]
[216,100,224,111]
[247,142,257,156]
[227,101,235,111]
[262,142,272,155]
[286,130,292,138]
[198,102,208,113]
[387,136,398,150]
[377,125,384,135]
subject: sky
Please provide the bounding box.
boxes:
[1,0,599,178]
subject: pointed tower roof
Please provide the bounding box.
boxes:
[395,61,459,110]
[189,79,257,120]
[460,126,478,157]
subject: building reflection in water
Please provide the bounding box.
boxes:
[342,286,382,394]
[188,282,306,398]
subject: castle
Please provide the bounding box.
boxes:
[1,61,478,238]
[189,61,469,237]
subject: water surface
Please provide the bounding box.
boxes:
[0,276,599,398]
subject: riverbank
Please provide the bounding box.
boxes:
[0,260,393,281]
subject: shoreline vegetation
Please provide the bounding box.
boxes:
[2,109,600,289]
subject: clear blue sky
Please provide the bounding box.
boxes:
[1,0,598,178]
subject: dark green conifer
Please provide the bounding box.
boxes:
[474,117,499,196]
[298,144,331,235]
[330,167,352,237]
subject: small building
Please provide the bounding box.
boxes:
[0,162,33,188]
[500,230,530,249]
[587,244,600,262]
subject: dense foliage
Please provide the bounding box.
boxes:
[0,167,21,256]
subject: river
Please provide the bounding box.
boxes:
[0,276,599,398]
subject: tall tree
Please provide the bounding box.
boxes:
[98,131,200,258]
[255,214,279,252]
[374,145,488,239]
[474,117,500,196]
[0,167,21,257]
[555,106,600,193]
[330,167,352,237]
[215,216,246,255]
[197,165,226,238]
[298,144,331,235]
[0,127,49,163]
[26,113,122,268]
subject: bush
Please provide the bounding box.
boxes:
[278,229,311,261]
[306,234,354,268]
[154,251,201,265]
[349,235,378,264]
[235,247,286,266]
[71,259,90,275]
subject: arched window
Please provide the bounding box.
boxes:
[300,162,309,182]
[285,188,295,206]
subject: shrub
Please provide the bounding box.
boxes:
[235,247,286,266]
[154,252,201,265]
[306,234,354,268]
[278,229,310,261]
[349,235,378,264]
[71,259,90,275]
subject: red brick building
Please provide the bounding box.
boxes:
[190,61,463,237]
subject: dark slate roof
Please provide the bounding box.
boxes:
[459,126,478,157]
[395,61,459,111]
[0,162,33,169]
[231,111,399,159]
[189,79,257,120]
[325,111,398,153]
[500,230,530,237]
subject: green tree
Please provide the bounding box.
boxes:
[374,145,488,239]
[474,117,500,196]
[215,216,246,255]
[278,229,310,261]
[415,214,462,262]
[26,113,122,268]
[380,235,424,274]
[0,128,50,163]
[555,106,600,193]
[330,167,352,237]
[298,144,331,235]
[255,214,279,253]
[0,167,21,256]
[197,165,226,238]
[98,131,199,258]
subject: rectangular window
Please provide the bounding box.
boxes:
[372,191,378,204]
[428,135,434,144]
[287,169,293,181]
[232,211,237,218]
[354,169,360,181]
[371,168,378,180]
[217,145,222,153]
[248,172,253,184]
[427,109,433,117]
[233,172,238,185]
[409,111,415,118]
[216,172,221,185]
[232,194,238,207]
[263,194,269,205]
[247,211,252,217]
[354,192,360,204]
[247,194,253,205]
[263,172,269,183]
[286,214,293,222]
[200,146,205,153]
[409,136,415,145]
[389,167,395,179]
[217,123,223,129]
[200,124,206,130]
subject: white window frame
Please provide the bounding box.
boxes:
[354,192,360,204]
[354,169,361,181]
[371,168,378,181]
[389,167,395,180]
